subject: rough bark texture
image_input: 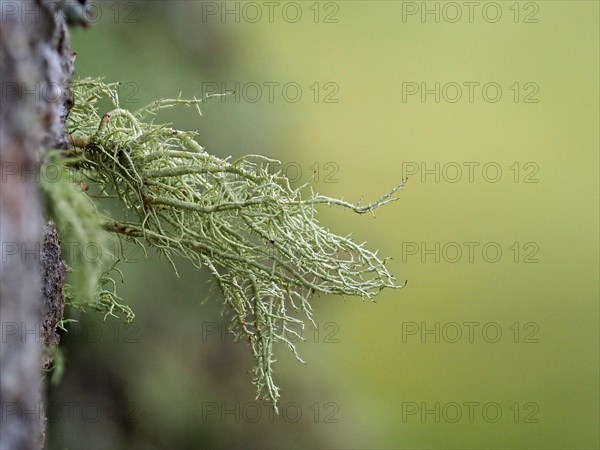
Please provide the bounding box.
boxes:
[1,1,78,448]
[40,220,66,370]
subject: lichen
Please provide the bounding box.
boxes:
[42,77,405,408]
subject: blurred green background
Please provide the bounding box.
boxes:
[47,1,599,448]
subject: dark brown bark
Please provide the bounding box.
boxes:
[40,220,66,370]
[1,1,81,448]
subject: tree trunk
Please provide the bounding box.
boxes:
[1,2,79,448]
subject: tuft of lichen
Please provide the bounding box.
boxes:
[44,77,405,408]
[41,150,134,324]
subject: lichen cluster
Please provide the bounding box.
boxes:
[42,77,404,406]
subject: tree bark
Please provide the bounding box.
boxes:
[1,1,78,448]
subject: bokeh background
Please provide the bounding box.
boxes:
[46,1,599,448]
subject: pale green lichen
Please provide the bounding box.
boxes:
[41,152,134,324]
[43,77,405,407]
